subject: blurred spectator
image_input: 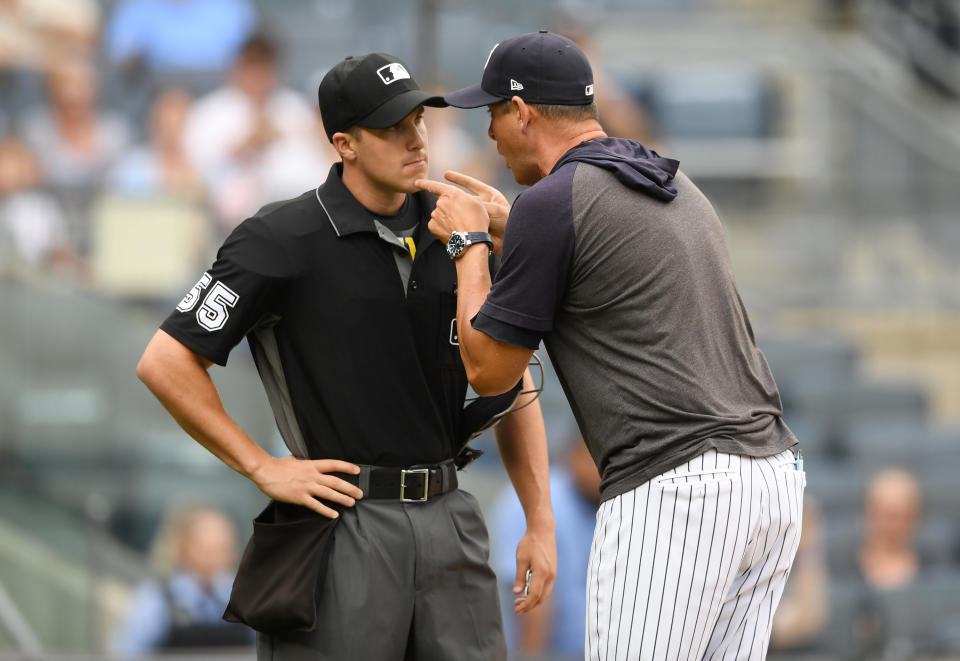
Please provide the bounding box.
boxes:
[257,104,337,205]
[95,87,210,298]
[112,506,252,656]
[769,497,829,652]
[0,0,101,117]
[20,58,130,253]
[108,88,201,198]
[22,58,131,189]
[104,0,255,76]
[0,135,81,275]
[847,468,925,659]
[492,435,600,660]
[0,0,99,65]
[859,468,923,591]
[183,33,331,233]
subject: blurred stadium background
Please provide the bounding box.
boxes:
[2,0,960,659]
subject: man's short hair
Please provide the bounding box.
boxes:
[532,102,599,123]
[238,33,278,65]
[491,99,599,123]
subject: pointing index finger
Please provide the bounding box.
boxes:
[414,178,460,197]
[443,170,492,196]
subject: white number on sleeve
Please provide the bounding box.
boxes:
[196,281,239,331]
[176,273,212,312]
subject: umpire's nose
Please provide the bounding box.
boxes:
[404,112,426,150]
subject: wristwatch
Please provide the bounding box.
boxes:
[446,231,493,260]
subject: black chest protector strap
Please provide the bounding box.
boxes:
[455,380,523,469]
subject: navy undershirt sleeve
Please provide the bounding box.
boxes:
[472,312,542,350]
[473,164,577,348]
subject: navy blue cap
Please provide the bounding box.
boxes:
[445,31,595,109]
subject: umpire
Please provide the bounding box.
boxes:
[138,52,556,661]
[418,32,805,660]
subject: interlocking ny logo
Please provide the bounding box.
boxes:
[484,43,499,70]
[510,79,524,91]
[377,63,410,85]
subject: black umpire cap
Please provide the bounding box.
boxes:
[318,53,446,141]
[445,31,595,108]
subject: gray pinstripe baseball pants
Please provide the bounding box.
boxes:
[586,448,805,660]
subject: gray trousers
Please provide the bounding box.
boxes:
[256,489,506,661]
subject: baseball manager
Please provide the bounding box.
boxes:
[418,31,805,661]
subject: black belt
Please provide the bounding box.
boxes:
[342,459,458,502]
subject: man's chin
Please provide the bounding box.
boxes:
[401,166,428,192]
[511,167,539,187]
[398,178,420,194]
[503,159,520,183]
[502,157,531,186]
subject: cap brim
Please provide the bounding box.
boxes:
[356,90,447,129]
[444,83,506,109]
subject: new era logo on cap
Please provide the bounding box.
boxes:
[377,63,411,85]
[510,79,524,91]
[585,84,594,96]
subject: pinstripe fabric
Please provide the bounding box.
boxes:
[586,449,804,660]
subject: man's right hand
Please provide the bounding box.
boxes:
[439,170,511,253]
[252,455,364,519]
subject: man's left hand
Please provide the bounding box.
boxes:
[512,525,558,614]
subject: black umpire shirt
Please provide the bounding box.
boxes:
[160,164,471,467]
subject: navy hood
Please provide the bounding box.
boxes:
[551,137,679,202]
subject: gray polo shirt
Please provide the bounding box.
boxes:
[474,138,796,500]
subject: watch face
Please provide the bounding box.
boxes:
[447,232,466,258]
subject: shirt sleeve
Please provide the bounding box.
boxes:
[110,581,170,656]
[473,169,576,348]
[104,1,142,63]
[160,217,287,366]
[472,313,542,350]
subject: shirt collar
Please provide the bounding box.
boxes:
[315,163,439,254]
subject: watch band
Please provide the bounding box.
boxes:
[447,231,494,259]
[463,232,493,249]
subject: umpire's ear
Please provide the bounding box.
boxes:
[331,130,359,162]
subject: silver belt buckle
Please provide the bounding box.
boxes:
[400,468,431,502]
